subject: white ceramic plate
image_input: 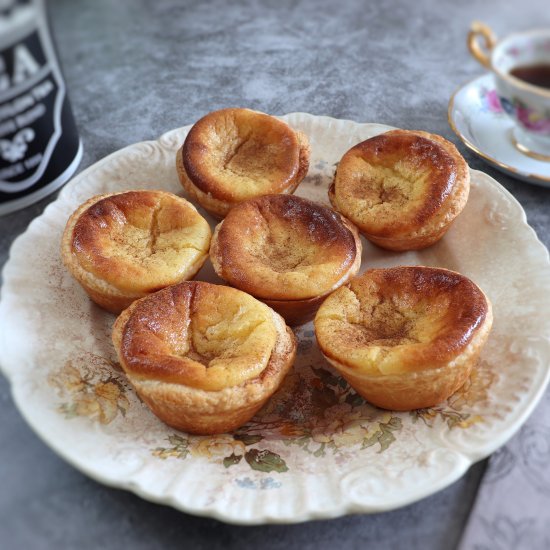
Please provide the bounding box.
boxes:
[1,113,550,525]
[448,74,550,187]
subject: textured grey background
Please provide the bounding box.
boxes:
[1,0,549,548]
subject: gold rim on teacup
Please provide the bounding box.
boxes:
[468,21,550,99]
[468,22,550,160]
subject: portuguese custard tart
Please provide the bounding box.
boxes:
[329,130,470,251]
[176,108,310,218]
[314,266,493,410]
[210,194,362,326]
[112,281,297,434]
[61,190,211,314]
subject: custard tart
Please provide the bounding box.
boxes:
[314,266,493,410]
[329,130,470,251]
[61,190,211,313]
[210,194,362,325]
[112,281,297,434]
[176,108,310,218]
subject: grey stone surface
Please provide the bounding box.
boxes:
[0,0,548,548]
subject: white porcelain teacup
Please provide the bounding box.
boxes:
[468,22,550,161]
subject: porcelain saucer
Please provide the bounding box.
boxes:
[448,74,550,188]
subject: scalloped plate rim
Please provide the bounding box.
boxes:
[0,113,549,524]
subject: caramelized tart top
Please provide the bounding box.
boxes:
[315,266,490,375]
[212,194,360,300]
[182,108,302,203]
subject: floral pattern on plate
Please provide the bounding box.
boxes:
[47,338,498,478]
[1,114,550,523]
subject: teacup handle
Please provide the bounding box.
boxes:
[468,21,497,69]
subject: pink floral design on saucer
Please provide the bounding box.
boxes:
[516,105,550,133]
[480,87,550,133]
[481,88,505,114]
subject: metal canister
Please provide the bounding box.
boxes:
[0,0,81,216]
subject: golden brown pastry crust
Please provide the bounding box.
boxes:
[112,282,297,434]
[261,294,337,328]
[314,266,493,410]
[329,130,470,251]
[61,190,211,313]
[176,108,310,218]
[210,194,362,325]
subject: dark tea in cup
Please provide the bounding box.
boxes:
[468,23,550,159]
[510,64,550,90]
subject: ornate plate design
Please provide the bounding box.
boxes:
[1,114,550,524]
